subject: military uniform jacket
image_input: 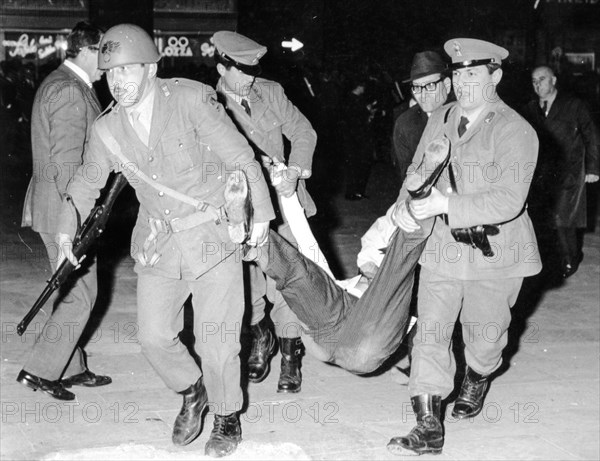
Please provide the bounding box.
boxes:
[523,92,600,228]
[23,63,102,233]
[398,99,542,280]
[58,78,275,279]
[216,77,317,217]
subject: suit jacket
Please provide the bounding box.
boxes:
[22,63,102,233]
[397,99,542,280]
[522,92,600,228]
[58,78,275,280]
[216,77,317,217]
[392,104,429,185]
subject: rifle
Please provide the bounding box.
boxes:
[17,173,128,336]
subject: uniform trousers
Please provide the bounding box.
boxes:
[409,267,523,398]
[248,222,304,338]
[24,232,96,381]
[136,253,243,415]
[253,226,424,374]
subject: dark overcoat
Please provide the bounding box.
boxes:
[523,92,600,228]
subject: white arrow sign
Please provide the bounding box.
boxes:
[282,38,303,52]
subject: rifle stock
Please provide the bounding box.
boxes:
[17,173,128,336]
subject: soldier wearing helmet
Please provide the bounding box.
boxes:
[55,23,275,458]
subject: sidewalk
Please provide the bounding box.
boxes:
[1,162,599,460]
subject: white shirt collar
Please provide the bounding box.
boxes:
[461,104,487,130]
[63,59,92,88]
[126,80,157,131]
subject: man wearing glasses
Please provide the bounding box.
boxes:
[18,21,111,401]
[393,51,452,186]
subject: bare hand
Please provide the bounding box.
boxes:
[392,200,420,233]
[409,187,449,220]
[585,174,599,183]
[56,233,80,269]
[248,221,270,247]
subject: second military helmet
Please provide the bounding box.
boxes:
[98,23,160,70]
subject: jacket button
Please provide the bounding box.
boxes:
[446,187,453,194]
[158,191,164,197]
[148,156,154,162]
[152,174,157,180]
[250,130,254,134]
[164,209,170,215]
[179,143,183,148]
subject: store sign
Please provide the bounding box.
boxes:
[155,34,215,64]
[545,0,599,3]
[2,33,67,60]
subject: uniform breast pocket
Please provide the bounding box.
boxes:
[161,129,203,175]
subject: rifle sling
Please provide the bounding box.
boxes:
[95,120,216,215]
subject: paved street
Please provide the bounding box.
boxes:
[1,106,599,460]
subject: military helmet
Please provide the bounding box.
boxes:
[98,23,160,70]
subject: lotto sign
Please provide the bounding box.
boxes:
[162,36,193,57]
[154,34,215,64]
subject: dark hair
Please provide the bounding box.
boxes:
[486,63,501,74]
[66,21,103,59]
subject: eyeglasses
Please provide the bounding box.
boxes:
[87,45,100,51]
[411,77,443,94]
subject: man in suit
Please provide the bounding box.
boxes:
[56,24,274,457]
[387,38,542,455]
[523,65,599,279]
[393,51,451,186]
[213,31,318,394]
[17,21,111,401]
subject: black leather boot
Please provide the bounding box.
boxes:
[451,366,489,419]
[387,394,444,455]
[172,377,208,446]
[248,318,276,383]
[205,412,242,458]
[277,337,303,394]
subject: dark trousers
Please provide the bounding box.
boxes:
[556,226,583,267]
[254,225,429,374]
[23,232,96,381]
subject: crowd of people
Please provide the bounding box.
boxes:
[8,20,599,459]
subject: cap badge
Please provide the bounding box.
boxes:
[453,41,462,57]
[101,40,120,63]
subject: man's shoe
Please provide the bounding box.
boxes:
[172,377,209,446]
[61,370,112,388]
[277,337,303,393]
[224,170,253,244]
[17,370,75,401]
[451,366,489,419]
[248,318,276,383]
[387,394,444,455]
[406,138,451,200]
[205,413,242,458]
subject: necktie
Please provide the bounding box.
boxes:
[458,116,469,137]
[241,98,251,117]
[542,100,548,118]
[131,110,150,146]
